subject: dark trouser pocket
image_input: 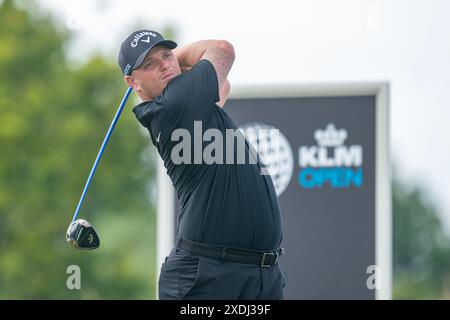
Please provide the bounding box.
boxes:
[159,251,200,299]
[279,264,288,289]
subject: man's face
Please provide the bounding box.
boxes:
[126,45,181,101]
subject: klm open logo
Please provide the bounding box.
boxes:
[298,123,363,189]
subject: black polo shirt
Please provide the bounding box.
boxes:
[132,60,282,251]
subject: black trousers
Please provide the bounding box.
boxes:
[158,247,288,300]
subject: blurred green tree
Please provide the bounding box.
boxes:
[0,0,157,298]
[393,176,450,299]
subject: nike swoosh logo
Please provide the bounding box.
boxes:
[141,36,150,43]
[156,132,161,143]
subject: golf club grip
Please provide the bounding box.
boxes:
[71,86,133,222]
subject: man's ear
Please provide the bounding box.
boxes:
[124,75,135,90]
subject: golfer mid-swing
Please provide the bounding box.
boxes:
[118,30,287,299]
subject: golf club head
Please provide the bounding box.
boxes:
[66,219,100,250]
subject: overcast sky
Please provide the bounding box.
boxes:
[36,0,450,232]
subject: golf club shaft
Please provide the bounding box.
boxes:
[71,86,133,222]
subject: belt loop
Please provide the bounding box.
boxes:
[221,247,227,263]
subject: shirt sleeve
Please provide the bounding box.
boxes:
[186,59,220,109]
[162,59,220,123]
[132,59,220,147]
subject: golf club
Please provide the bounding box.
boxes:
[66,86,133,250]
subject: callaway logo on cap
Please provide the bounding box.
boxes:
[117,29,177,75]
[130,30,157,47]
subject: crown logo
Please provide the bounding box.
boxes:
[314,123,347,147]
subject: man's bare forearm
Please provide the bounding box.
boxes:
[217,79,231,108]
[173,40,228,69]
[172,40,235,91]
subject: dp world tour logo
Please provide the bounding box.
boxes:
[239,123,294,197]
[298,123,363,189]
